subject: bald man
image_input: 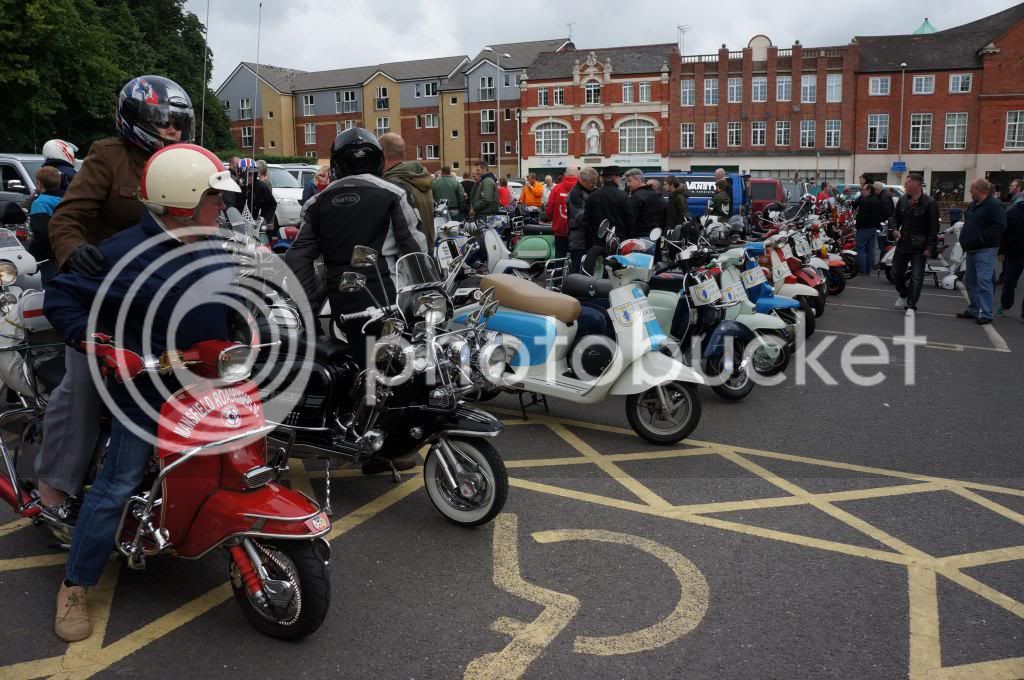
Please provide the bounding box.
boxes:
[958,178,1006,324]
[380,132,433,243]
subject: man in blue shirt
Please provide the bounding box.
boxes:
[28,166,64,280]
[957,179,1007,324]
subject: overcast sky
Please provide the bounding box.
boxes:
[186,0,1020,90]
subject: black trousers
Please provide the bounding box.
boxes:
[892,250,926,310]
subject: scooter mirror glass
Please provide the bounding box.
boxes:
[338,271,367,292]
[649,228,663,241]
[381,318,405,338]
[351,246,378,268]
[597,220,609,239]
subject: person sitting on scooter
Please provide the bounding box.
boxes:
[43,144,241,643]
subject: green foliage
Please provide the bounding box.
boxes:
[209,151,317,165]
[0,0,232,153]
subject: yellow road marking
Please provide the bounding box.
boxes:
[0,553,67,572]
[907,565,942,679]
[935,567,1024,619]
[939,657,1024,680]
[0,517,32,538]
[945,485,1024,526]
[936,545,1024,570]
[0,655,66,680]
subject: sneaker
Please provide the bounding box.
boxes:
[956,311,977,319]
[905,308,916,318]
[41,496,80,525]
[55,581,91,642]
[994,307,1005,317]
[894,297,907,308]
[977,317,993,325]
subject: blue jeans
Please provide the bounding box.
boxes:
[855,229,876,274]
[1000,256,1024,313]
[66,421,154,586]
[965,247,999,320]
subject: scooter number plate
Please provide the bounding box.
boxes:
[792,235,811,257]
[782,244,794,260]
[721,281,745,304]
[436,240,457,269]
[741,267,767,289]
[689,278,722,306]
[611,297,657,327]
[772,260,792,282]
[811,236,824,250]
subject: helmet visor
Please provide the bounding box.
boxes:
[133,102,194,140]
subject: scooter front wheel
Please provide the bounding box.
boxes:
[705,343,754,402]
[813,283,827,317]
[842,253,858,278]
[230,538,331,640]
[799,297,816,338]
[883,265,895,283]
[626,381,702,444]
[826,269,847,295]
[424,437,508,527]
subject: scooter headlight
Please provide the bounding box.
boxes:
[476,333,507,384]
[0,261,17,286]
[217,346,255,383]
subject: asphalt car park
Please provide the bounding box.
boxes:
[1,272,1022,679]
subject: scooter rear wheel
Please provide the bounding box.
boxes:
[826,269,847,295]
[799,297,816,338]
[842,253,858,278]
[626,381,702,444]
[813,283,827,317]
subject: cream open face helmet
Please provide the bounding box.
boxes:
[139,144,239,221]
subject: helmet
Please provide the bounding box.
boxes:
[330,127,383,179]
[41,139,78,165]
[237,158,258,173]
[705,221,732,247]
[618,238,655,256]
[139,144,239,219]
[116,75,194,154]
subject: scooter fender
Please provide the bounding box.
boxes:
[808,256,829,270]
[609,350,705,395]
[735,311,786,332]
[778,282,819,299]
[702,320,756,358]
[495,257,532,275]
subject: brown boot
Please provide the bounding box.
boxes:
[55,581,92,642]
[361,454,417,475]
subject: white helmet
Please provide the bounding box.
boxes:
[41,139,78,165]
[139,143,239,218]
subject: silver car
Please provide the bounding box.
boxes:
[264,164,305,227]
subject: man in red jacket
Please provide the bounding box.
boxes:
[546,165,579,259]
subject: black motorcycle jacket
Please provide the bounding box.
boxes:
[286,173,427,308]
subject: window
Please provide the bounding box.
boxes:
[424,81,438,97]
[424,113,439,128]
[704,121,718,149]
[304,123,316,145]
[504,73,518,88]
[415,115,421,129]
[241,126,253,147]
[584,79,601,104]
[751,77,767,102]
[619,119,655,153]
[553,87,564,105]
[425,144,439,159]
[949,74,972,93]
[680,123,694,149]
[504,108,513,121]
[504,141,512,154]
[535,122,568,155]
[912,75,934,95]
[727,121,741,146]
[622,83,633,104]
[479,76,495,101]
[1005,111,1024,149]
[910,113,932,150]
[222,100,230,112]
[704,78,718,105]
[751,121,766,146]
[269,140,275,148]
[337,90,357,113]
[944,113,967,150]
[416,145,423,160]
[267,111,274,119]
[538,88,549,106]
[239,98,253,120]
[728,78,742,103]
[336,120,354,135]
[825,120,841,148]
[799,120,815,148]
[300,93,314,115]
[776,75,791,102]
[414,83,421,98]
[304,151,316,159]
[638,81,651,103]
[451,129,459,139]
[867,113,888,149]
[800,74,816,103]
[480,142,496,165]
[480,109,495,134]
[376,117,390,136]
[826,73,842,102]
[775,120,790,146]
[868,76,890,96]
[450,96,458,105]
[375,85,389,110]
[680,79,695,106]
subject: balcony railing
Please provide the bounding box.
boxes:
[728,50,743,59]
[777,49,792,57]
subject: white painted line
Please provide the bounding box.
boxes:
[952,275,1011,352]
[817,329,1009,353]
[827,302,957,318]
[844,284,963,300]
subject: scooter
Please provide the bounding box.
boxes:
[761,234,819,336]
[454,223,705,444]
[0,336,333,640]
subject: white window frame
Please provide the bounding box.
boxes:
[241,126,253,147]
[336,120,354,135]
[751,121,766,146]
[618,119,655,154]
[727,78,742,104]
[704,121,718,149]
[825,120,841,148]
[480,109,496,135]
[239,97,253,120]
[1005,111,1024,149]
[680,123,694,149]
[776,75,791,102]
[538,88,549,107]
[826,73,842,103]
[868,76,890,96]
[301,94,315,116]
[424,113,439,128]
[504,108,513,121]
[304,151,316,159]
[451,129,459,139]
[751,77,767,103]
[480,141,496,165]
[727,121,742,147]
[304,122,316,145]
[638,81,651,103]
[222,100,231,112]
[799,120,815,148]
[553,87,564,106]
[944,112,968,150]
[949,73,972,94]
[416,145,422,160]
[910,113,932,150]
[479,76,495,101]
[375,116,390,136]
[622,82,634,104]
[680,79,695,107]
[912,75,934,95]
[415,115,422,129]
[704,78,719,106]
[504,140,513,154]
[800,74,816,103]
[425,144,439,160]
[584,79,601,105]
[867,113,889,150]
[775,120,790,146]
[414,83,422,98]
[375,85,389,110]
[424,81,438,97]
[535,121,569,155]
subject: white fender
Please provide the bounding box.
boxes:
[609,351,705,395]
[495,258,532,274]
[808,256,829,270]
[735,311,786,332]
[779,282,819,298]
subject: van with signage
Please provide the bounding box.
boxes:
[642,172,747,218]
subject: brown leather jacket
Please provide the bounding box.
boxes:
[49,138,149,269]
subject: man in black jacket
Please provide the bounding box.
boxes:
[997,178,1024,318]
[957,178,1006,324]
[581,166,633,239]
[891,173,939,316]
[567,166,597,272]
[625,168,662,238]
[853,183,885,274]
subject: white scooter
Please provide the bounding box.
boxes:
[879,221,965,290]
[453,234,705,444]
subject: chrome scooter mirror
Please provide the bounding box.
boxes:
[338,271,367,292]
[351,246,379,268]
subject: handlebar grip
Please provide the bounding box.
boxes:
[337,310,375,324]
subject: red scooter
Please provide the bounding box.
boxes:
[0,339,332,640]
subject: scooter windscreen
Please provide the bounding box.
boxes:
[394,252,443,292]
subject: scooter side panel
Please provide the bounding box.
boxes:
[608,350,705,395]
[512,235,554,261]
[478,310,560,367]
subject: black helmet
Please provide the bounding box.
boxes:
[330,127,383,179]
[116,75,194,154]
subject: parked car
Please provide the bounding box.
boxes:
[748,178,789,216]
[0,154,47,206]
[279,163,320,190]
[264,164,305,227]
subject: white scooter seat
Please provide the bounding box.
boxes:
[480,273,581,323]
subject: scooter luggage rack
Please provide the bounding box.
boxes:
[543,258,569,291]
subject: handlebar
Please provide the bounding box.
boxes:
[336,305,399,325]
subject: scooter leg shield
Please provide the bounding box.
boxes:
[609,351,705,395]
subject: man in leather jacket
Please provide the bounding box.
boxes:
[891,173,938,316]
[624,168,662,238]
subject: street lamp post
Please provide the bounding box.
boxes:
[484,47,512,178]
[898,61,907,181]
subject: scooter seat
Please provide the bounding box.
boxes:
[522,223,552,235]
[561,274,615,299]
[480,273,581,323]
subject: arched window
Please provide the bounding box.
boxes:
[535,121,569,156]
[584,79,601,105]
[618,119,655,154]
